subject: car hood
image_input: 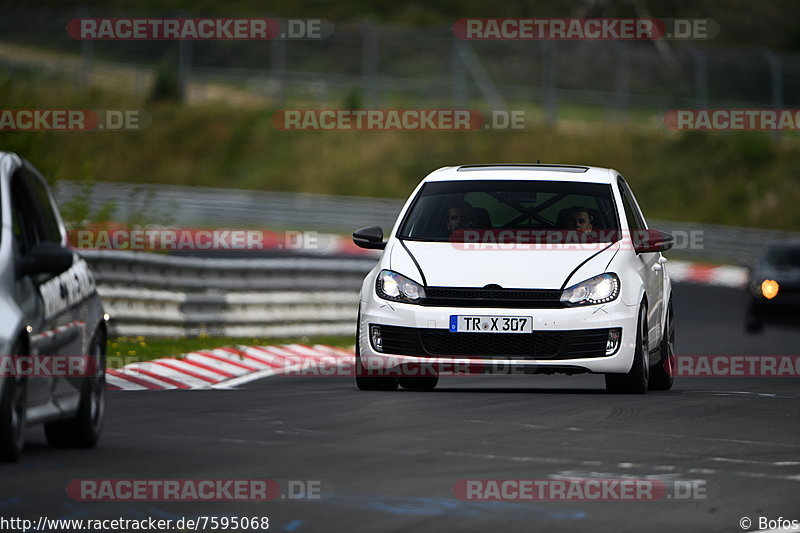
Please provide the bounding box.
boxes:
[390,240,619,289]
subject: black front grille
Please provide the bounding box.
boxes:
[421,287,564,308]
[375,325,613,360]
[421,329,563,357]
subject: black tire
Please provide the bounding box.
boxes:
[0,365,26,462]
[398,375,438,391]
[354,317,397,391]
[649,299,675,391]
[44,330,106,448]
[606,303,649,394]
[355,354,398,391]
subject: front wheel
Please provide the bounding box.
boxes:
[0,374,26,462]
[355,354,398,391]
[605,303,649,394]
[45,330,106,448]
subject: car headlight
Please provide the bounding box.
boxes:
[561,273,620,306]
[376,270,426,304]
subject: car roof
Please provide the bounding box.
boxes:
[0,151,23,181]
[424,164,618,184]
[763,242,800,253]
[0,151,22,167]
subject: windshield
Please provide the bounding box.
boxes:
[397,180,620,243]
[761,246,800,270]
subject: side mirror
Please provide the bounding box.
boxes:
[633,229,674,254]
[17,242,74,278]
[353,226,386,250]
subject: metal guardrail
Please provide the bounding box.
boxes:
[55,181,403,233]
[59,181,800,264]
[82,249,749,339]
[648,221,800,265]
[60,181,784,339]
[81,250,375,338]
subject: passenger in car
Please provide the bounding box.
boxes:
[556,206,594,232]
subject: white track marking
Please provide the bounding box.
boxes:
[106,373,148,391]
[212,368,279,389]
[114,369,178,389]
[206,348,274,369]
[124,362,210,388]
[151,358,226,381]
[184,352,252,376]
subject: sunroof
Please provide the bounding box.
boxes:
[457,164,589,173]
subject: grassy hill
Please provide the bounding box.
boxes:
[3,72,799,231]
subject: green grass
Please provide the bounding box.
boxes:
[106,335,354,368]
[4,71,800,231]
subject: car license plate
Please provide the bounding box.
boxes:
[449,315,533,333]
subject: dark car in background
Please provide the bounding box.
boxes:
[745,243,800,333]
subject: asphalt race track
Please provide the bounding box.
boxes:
[3,283,799,533]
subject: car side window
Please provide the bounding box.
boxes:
[24,167,63,244]
[10,173,38,257]
[617,178,645,232]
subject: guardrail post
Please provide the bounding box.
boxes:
[178,39,192,102]
[270,31,286,106]
[77,8,93,88]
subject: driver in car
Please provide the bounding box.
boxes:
[447,201,475,234]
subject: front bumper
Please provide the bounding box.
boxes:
[359,290,639,374]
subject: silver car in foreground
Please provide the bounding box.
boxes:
[0,152,107,462]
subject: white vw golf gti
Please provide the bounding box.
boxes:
[353,164,675,393]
